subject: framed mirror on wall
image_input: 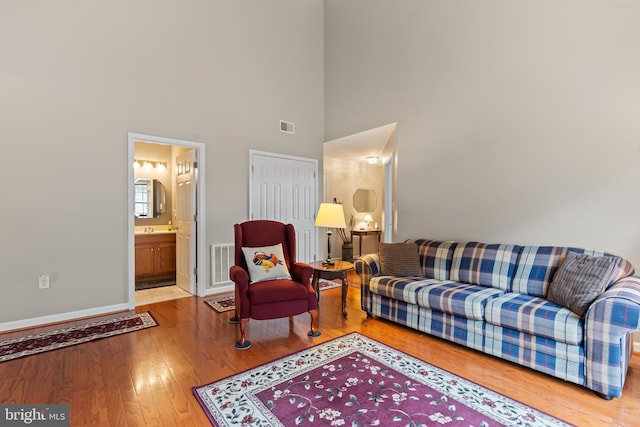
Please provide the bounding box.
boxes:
[134,178,167,218]
[353,188,377,213]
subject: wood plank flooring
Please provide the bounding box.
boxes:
[1,272,638,426]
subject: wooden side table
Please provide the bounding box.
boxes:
[310,260,354,317]
[352,229,381,256]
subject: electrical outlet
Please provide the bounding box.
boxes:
[39,274,50,289]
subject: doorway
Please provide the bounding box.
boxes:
[127,132,207,308]
[322,123,397,252]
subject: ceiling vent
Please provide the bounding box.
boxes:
[280,120,295,134]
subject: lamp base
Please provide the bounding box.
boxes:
[322,258,335,266]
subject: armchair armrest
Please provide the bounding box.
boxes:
[230,265,250,318]
[584,276,640,397]
[291,262,316,309]
[291,262,313,286]
[355,254,381,314]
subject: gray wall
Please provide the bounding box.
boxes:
[325,0,640,267]
[0,0,324,324]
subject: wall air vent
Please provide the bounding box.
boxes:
[280,120,295,134]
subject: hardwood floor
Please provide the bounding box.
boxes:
[1,272,638,426]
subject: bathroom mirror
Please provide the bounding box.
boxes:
[353,188,377,212]
[134,178,167,218]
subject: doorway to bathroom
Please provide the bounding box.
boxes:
[127,132,207,307]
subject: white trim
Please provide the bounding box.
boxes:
[0,303,130,333]
[204,284,234,296]
[128,132,207,302]
[635,341,640,353]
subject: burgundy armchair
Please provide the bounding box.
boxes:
[229,220,320,349]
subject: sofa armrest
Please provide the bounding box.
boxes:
[584,275,640,397]
[355,254,381,313]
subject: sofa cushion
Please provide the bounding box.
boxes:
[547,252,622,317]
[485,293,583,345]
[379,242,422,276]
[369,277,441,305]
[450,242,521,291]
[409,239,457,280]
[484,324,584,384]
[416,281,505,320]
[512,246,634,298]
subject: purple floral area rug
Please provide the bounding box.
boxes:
[205,280,342,313]
[0,312,157,363]
[193,333,573,427]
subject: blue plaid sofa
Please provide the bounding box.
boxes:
[355,239,640,399]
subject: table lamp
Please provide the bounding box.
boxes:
[363,214,373,230]
[315,203,346,265]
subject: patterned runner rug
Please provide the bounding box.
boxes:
[0,312,158,363]
[193,333,573,427]
[205,279,342,313]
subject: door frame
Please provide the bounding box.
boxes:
[127,132,207,307]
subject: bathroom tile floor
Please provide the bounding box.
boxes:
[135,285,191,306]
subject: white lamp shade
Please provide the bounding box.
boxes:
[315,203,347,228]
[363,214,373,222]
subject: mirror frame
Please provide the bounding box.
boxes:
[353,188,377,212]
[134,178,166,218]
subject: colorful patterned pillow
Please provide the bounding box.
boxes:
[242,244,292,284]
[379,242,423,276]
[546,252,622,317]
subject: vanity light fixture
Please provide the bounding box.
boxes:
[133,159,168,171]
[366,156,380,165]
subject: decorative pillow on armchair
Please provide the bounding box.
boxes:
[242,243,292,284]
[546,251,622,317]
[379,242,423,276]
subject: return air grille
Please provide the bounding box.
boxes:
[210,243,234,287]
[280,120,295,134]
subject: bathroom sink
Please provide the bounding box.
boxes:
[134,227,176,235]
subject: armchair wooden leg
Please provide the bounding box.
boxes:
[229,309,239,324]
[307,309,321,338]
[235,318,252,350]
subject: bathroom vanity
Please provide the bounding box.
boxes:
[135,232,176,282]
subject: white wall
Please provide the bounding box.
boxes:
[0,0,324,325]
[325,0,640,268]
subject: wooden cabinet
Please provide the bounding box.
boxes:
[135,233,176,282]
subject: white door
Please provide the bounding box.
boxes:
[176,150,197,293]
[249,151,317,263]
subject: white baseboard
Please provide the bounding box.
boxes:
[204,284,234,296]
[635,341,640,354]
[0,303,131,333]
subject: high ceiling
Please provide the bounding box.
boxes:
[323,123,396,162]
